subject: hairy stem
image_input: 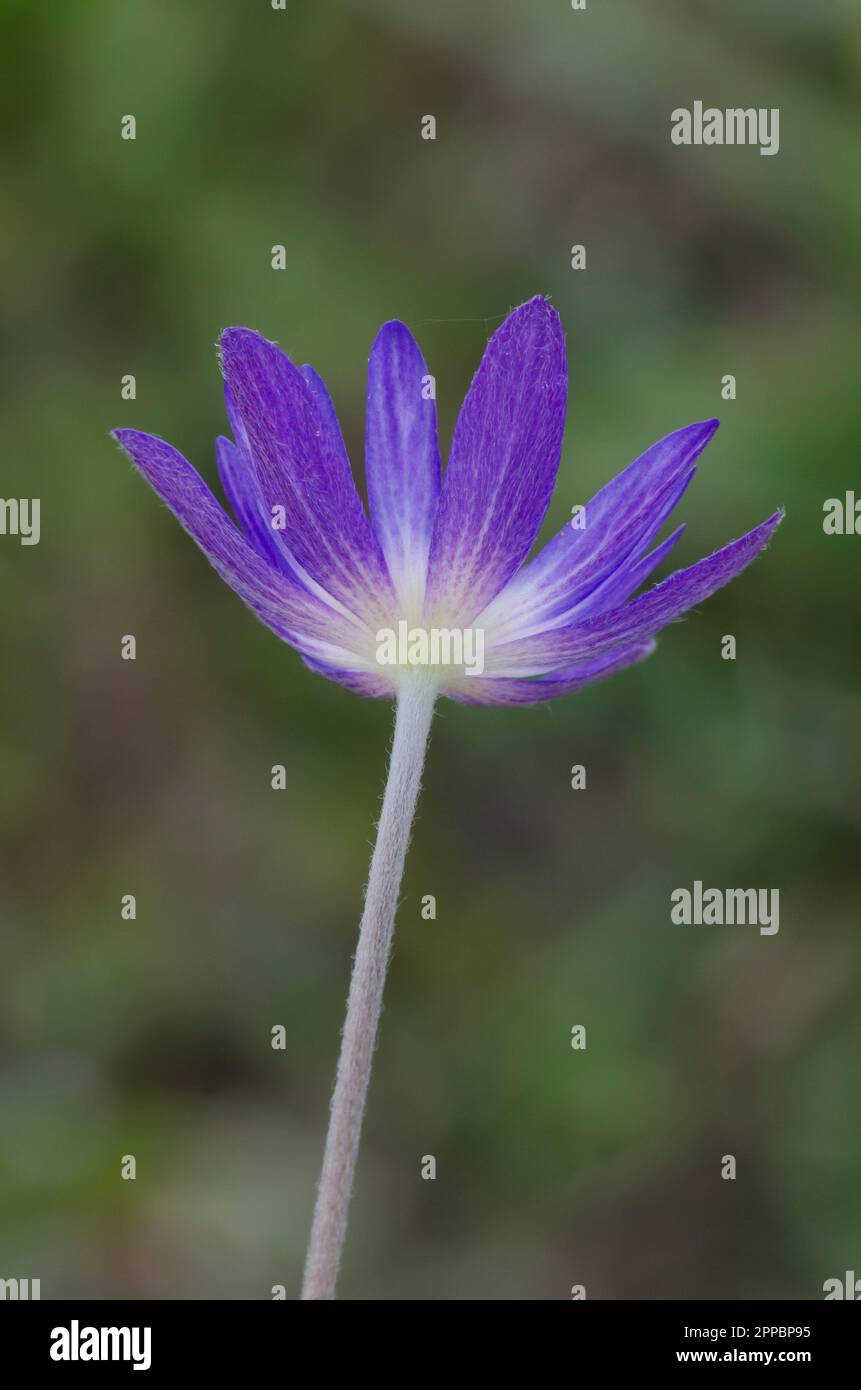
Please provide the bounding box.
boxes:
[301,675,437,1300]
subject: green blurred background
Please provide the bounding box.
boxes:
[2,0,860,1300]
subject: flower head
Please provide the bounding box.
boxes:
[113,297,781,704]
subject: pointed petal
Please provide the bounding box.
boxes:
[579,523,686,618]
[484,510,783,675]
[112,429,370,658]
[220,328,395,623]
[216,435,290,572]
[297,368,390,627]
[425,296,567,624]
[445,641,656,705]
[365,321,441,611]
[300,363,353,474]
[483,421,715,639]
[216,432,363,626]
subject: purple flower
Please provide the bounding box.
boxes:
[113,296,781,704]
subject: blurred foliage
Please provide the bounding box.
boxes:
[1,0,860,1299]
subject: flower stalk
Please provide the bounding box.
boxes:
[301,674,437,1300]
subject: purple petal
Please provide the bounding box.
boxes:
[574,523,686,619]
[301,653,395,700]
[300,364,353,475]
[446,641,656,706]
[425,296,567,624]
[484,510,783,675]
[216,435,291,573]
[365,321,441,610]
[484,422,715,637]
[112,429,370,658]
[220,328,395,624]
